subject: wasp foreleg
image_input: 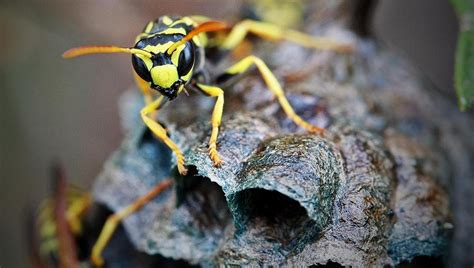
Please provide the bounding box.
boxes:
[195,83,225,167]
[140,96,187,175]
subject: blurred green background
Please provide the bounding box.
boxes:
[0,0,457,267]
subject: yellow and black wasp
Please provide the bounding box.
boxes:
[64,15,352,176]
[63,15,352,266]
[32,165,91,268]
[31,163,171,267]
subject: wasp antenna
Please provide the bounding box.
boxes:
[167,21,229,55]
[62,45,153,59]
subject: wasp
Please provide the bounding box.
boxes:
[63,15,352,266]
[64,15,352,176]
[32,164,171,267]
[33,165,91,268]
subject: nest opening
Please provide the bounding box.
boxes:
[397,256,443,268]
[176,166,232,229]
[232,188,319,251]
[309,261,344,268]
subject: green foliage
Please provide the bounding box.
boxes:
[451,0,474,110]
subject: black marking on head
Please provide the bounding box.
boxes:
[151,53,172,68]
[134,34,183,49]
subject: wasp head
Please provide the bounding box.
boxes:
[131,34,195,100]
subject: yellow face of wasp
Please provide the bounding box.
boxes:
[132,40,195,100]
[150,64,179,89]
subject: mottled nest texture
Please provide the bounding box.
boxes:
[88,2,473,268]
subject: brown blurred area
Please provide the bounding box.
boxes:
[0,0,457,267]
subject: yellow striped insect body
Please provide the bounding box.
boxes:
[64,15,352,176]
[36,183,91,267]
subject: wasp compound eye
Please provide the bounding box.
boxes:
[132,55,152,82]
[177,41,195,79]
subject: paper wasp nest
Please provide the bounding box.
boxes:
[90,1,473,267]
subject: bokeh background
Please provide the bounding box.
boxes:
[0,0,459,267]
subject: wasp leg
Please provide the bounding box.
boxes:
[221,19,353,53]
[140,96,188,175]
[222,55,324,134]
[91,179,173,267]
[195,83,224,167]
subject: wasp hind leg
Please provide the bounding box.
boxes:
[220,55,324,134]
[140,96,187,175]
[221,19,353,53]
[91,96,179,266]
[195,83,225,167]
[90,179,173,267]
